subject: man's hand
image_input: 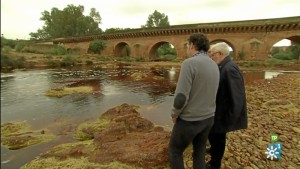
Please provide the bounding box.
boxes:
[172,117,178,124]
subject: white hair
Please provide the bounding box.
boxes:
[210,42,230,56]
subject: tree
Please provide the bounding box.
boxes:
[288,43,300,60]
[89,8,101,24]
[141,10,175,60]
[88,40,106,54]
[105,28,131,33]
[30,4,102,40]
[141,10,170,28]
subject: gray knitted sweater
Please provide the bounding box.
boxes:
[171,52,220,121]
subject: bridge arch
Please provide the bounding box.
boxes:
[269,35,300,59]
[271,35,300,46]
[114,42,130,57]
[148,41,177,61]
[264,32,300,57]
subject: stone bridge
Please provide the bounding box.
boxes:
[53,16,300,60]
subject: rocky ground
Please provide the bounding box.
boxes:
[221,73,300,169]
[19,103,171,169]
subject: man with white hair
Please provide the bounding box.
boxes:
[206,42,248,169]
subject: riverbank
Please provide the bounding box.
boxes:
[1,50,300,73]
[7,72,298,168]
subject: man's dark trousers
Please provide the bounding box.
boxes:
[208,132,227,168]
[168,116,214,169]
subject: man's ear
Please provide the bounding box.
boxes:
[191,43,196,50]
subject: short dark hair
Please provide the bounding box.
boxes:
[188,33,209,52]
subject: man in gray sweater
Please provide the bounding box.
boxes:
[168,33,220,169]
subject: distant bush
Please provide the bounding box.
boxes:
[238,51,245,60]
[159,54,177,61]
[265,58,293,67]
[51,46,67,55]
[1,37,16,49]
[22,47,42,54]
[15,43,26,52]
[1,54,26,69]
[1,54,14,68]
[2,46,11,53]
[60,55,76,67]
[88,40,106,54]
[273,52,293,60]
[271,47,281,55]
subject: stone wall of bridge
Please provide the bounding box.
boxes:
[61,30,299,61]
[54,16,300,60]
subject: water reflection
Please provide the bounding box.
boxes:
[264,71,282,79]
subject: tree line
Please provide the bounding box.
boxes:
[29,5,169,40]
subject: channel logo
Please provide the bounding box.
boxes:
[265,134,282,160]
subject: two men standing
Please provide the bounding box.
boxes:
[168,33,247,169]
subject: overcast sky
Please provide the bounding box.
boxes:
[1,0,300,40]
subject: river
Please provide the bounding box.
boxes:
[0,67,284,169]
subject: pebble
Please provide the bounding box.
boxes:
[220,74,300,168]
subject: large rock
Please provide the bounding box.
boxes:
[22,103,171,168]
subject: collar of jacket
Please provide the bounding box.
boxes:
[192,50,207,57]
[218,56,231,70]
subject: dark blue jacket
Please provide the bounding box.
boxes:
[210,56,248,133]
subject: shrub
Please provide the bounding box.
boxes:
[0,54,26,69]
[22,47,41,54]
[1,37,16,49]
[238,51,245,60]
[15,43,26,52]
[52,46,67,55]
[1,54,14,68]
[1,46,11,53]
[271,47,281,55]
[15,56,26,68]
[273,52,293,60]
[159,54,177,61]
[60,55,76,67]
[88,40,106,54]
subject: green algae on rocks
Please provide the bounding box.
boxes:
[45,86,94,97]
[1,121,55,150]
